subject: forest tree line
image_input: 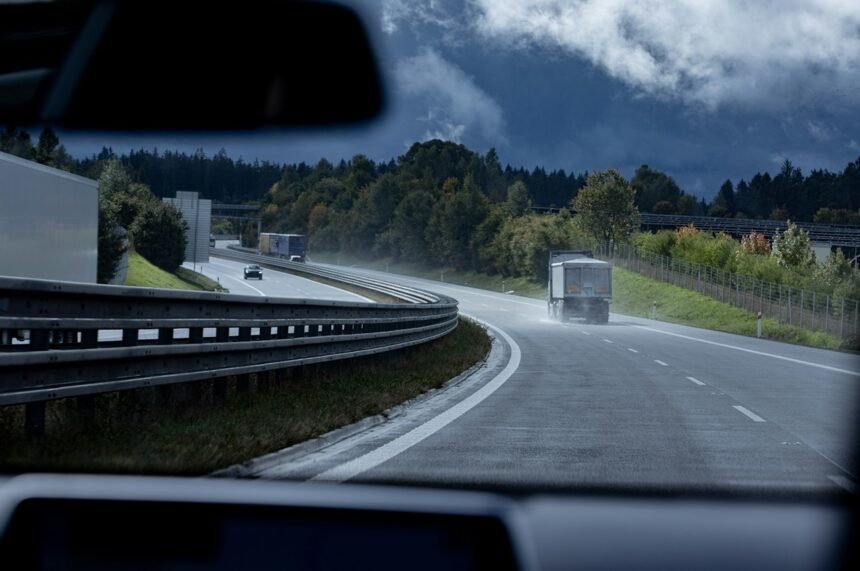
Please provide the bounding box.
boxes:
[4,127,860,286]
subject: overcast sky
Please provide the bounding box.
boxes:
[60,0,860,199]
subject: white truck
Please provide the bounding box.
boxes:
[0,151,98,283]
[547,250,612,324]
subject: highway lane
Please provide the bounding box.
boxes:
[296,262,860,493]
[184,258,372,302]
[92,258,372,344]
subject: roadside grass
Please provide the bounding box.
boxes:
[311,251,846,351]
[611,267,844,350]
[176,266,228,292]
[0,317,490,475]
[125,252,225,292]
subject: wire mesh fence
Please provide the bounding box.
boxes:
[595,242,860,340]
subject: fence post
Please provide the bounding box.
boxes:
[854,300,858,337]
[852,299,857,337]
[800,290,804,328]
[736,278,740,307]
[787,288,792,325]
[812,291,816,329]
[825,296,830,332]
[697,268,701,293]
[840,298,845,337]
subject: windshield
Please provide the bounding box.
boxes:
[1,0,859,498]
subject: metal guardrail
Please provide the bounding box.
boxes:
[0,263,458,416]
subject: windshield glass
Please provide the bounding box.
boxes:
[1,0,859,497]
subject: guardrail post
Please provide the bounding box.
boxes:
[30,330,49,351]
[25,402,45,437]
[77,394,96,425]
[193,381,205,403]
[81,329,98,349]
[236,373,250,394]
[213,378,227,404]
[122,329,139,346]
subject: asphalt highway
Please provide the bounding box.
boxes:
[183,258,371,302]
[214,253,860,493]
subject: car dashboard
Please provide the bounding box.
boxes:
[0,474,853,571]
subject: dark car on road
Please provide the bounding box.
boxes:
[243,265,263,280]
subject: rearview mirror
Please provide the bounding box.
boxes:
[0,0,385,130]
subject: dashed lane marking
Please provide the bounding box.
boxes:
[733,405,766,422]
[633,325,860,377]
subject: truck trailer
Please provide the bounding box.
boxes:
[259,233,306,261]
[547,250,612,324]
[0,151,98,283]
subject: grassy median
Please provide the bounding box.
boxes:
[0,317,490,475]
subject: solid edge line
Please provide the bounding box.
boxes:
[686,376,706,386]
[733,405,766,422]
[633,325,860,377]
[310,314,521,483]
[654,359,668,366]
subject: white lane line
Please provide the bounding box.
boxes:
[633,325,860,377]
[311,315,522,483]
[827,475,856,493]
[581,331,591,336]
[219,274,266,296]
[733,405,766,422]
[654,359,668,366]
[627,348,638,353]
[686,376,706,386]
[603,338,613,344]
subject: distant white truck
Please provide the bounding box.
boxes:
[547,250,612,324]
